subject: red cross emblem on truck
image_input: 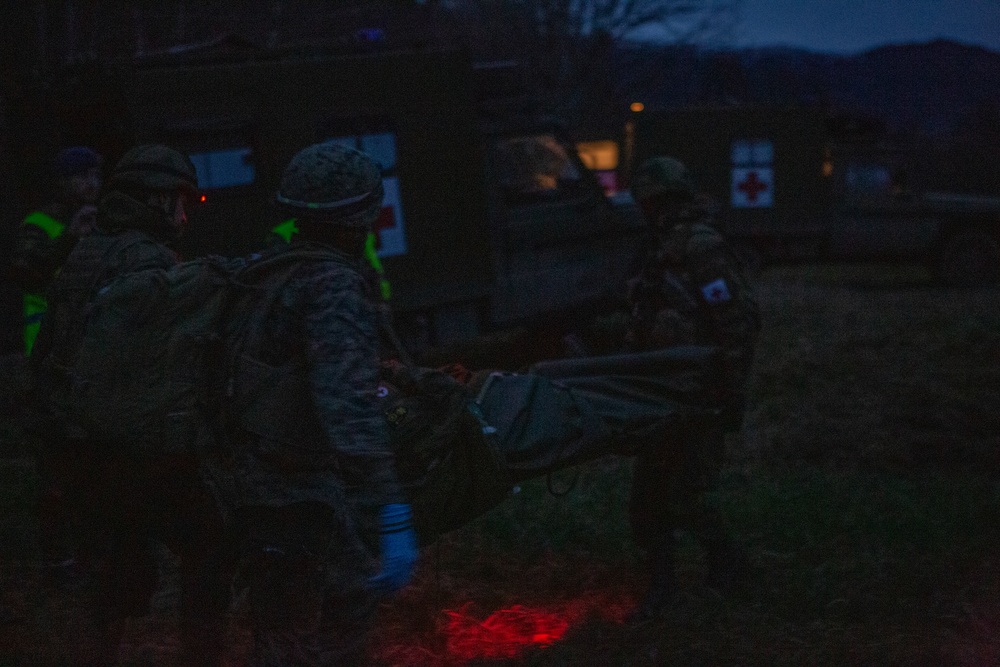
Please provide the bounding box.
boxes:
[373,206,395,249]
[737,170,769,204]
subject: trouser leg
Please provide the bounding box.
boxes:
[680,427,748,593]
[628,453,680,621]
[82,526,158,665]
[172,487,231,667]
[629,451,677,555]
[36,478,70,565]
[177,551,231,667]
[238,503,378,667]
[315,531,381,666]
[36,442,86,568]
[628,425,745,616]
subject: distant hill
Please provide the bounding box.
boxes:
[817,40,1000,135]
[610,39,1000,137]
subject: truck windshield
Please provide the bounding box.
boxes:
[188,146,255,189]
[492,134,584,202]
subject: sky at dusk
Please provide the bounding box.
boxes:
[733,0,1000,54]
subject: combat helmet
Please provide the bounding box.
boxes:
[276,142,384,229]
[631,156,696,204]
[108,144,199,197]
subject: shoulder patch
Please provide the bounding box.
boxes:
[701,278,732,303]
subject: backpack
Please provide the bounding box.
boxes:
[31,230,163,438]
[68,248,335,458]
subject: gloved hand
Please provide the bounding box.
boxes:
[368,503,419,595]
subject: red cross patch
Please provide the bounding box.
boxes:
[731,168,774,208]
[701,278,732,304]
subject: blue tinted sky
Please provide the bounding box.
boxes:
[735,0,1000,54]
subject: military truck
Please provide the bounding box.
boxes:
[629,106,1000,285]
[1,46,645,355]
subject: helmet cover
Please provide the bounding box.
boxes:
[276,142,384,229]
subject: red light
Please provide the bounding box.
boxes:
[200,194,207,203]
[374,590,638,665]
[437,593,635,663]
[445,603,570,660]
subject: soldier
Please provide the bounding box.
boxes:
[205,142,418,665]
[625,156,761,621]
[31,145,229,665]
[9,145,103,356]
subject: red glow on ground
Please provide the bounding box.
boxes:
[445,604,569,659]
[441,592,635,662]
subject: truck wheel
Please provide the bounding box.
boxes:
[936,231,1000,286]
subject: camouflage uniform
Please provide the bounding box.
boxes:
[270,221,391,301]
[205,241,406,665]
[626,157,761,616]
[626,216,759,415]
[30,145,229,665]
[206,142,412,666]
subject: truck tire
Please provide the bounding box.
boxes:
[936,231,1000,286]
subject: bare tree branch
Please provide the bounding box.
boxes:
[444,0,741,119]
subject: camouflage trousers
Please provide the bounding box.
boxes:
[229,502,380,667]
[628,424,730,554]
[53,449,231,666]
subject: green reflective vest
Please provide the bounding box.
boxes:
[22,211,66,356]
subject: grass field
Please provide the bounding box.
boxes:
[2,262,1000,665]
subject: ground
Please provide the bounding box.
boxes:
[2,262,999,665]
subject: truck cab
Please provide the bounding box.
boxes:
[480,117,644,337]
